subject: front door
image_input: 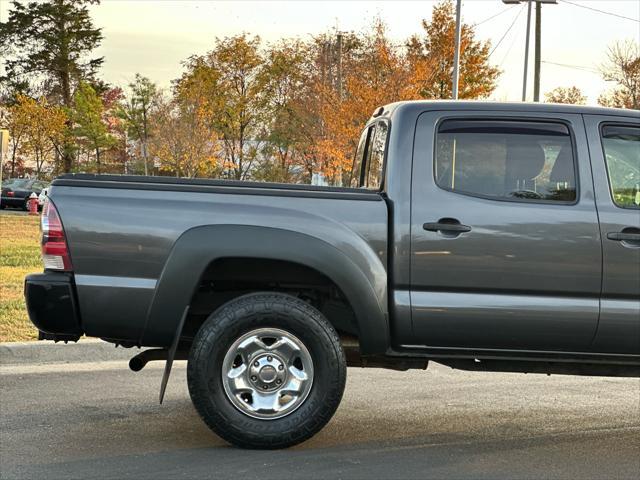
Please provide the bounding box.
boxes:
[585,116,640,354]
[409,110,601,352]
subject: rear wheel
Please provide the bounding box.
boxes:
[187,292,346,449]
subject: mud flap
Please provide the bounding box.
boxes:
[159,306,189,404]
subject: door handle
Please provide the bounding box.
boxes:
[607,227,640,247]
[606,232,640,242]
[423,219,471,234]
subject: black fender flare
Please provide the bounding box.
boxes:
[140,225,389,355]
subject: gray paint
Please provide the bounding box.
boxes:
[46,100,640,359]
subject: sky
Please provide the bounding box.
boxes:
[1,0,639,104]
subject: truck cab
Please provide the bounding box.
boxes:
[373,102,640,357]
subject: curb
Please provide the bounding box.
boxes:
[0,339,139,366]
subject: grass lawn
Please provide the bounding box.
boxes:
[0,213,42,342]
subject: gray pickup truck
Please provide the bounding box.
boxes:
[25,101,640,449]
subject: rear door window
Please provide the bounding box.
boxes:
[435,120,577,202]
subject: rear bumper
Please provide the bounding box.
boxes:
[24,272,83,341]
[1,196,26,207]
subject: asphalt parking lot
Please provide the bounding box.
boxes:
[1,354,639,480]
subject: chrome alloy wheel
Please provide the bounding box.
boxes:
[221,328,314,420]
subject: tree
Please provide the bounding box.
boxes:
[312,22,423,183]
[599,40,639,110]
[72,82,115,173]
[101,87,128,174]
[118,75,159,175]
[407,0,500,99]
[22,96,68,176]
[254,40,315,183]
[148,96,221,178]
[598,88,635,109]
[0,0,104,171]
[2,95,31,178]
[1,94,67,177]
[175,34,264,180]
[544,86,586,105]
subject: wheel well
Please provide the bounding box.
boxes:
[184,257,359,342]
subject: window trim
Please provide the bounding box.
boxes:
[432,116,580,206]
[599,121,640,211]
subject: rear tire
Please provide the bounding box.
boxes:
[187,292,346,449]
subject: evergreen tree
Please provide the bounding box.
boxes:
[118,75,159,176]
[0,0,104,171]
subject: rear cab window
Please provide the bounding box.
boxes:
[600,124,640,209]
[352,121,389,189]
[435,119,577,203]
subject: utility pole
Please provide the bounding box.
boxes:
[533,1,542,102]
[336,33,343,100]
[326,40,333,88]
[451,0,462,99]
[522,1,532,101]
[503,0,555,102]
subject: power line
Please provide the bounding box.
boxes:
[488,4,525,58]
[498,21,522,68]
[474,5,516,27]
[541,60,600,74]
[558,0,640,23]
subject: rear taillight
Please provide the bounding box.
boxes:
[41,199,72,271]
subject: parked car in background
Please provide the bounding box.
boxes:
[0,179,49,210]
[38,187,50,208]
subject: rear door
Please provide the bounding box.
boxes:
[584,115,640,354]
[409,110,601,352]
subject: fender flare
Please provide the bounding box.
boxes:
[140,225,389,355]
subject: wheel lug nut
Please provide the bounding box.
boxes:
[262,385,268,390]
[276,379,282,385]
[251,375,257,381]
[278,365,284,371]
[253,361,259,367]
[267,355,273,361]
